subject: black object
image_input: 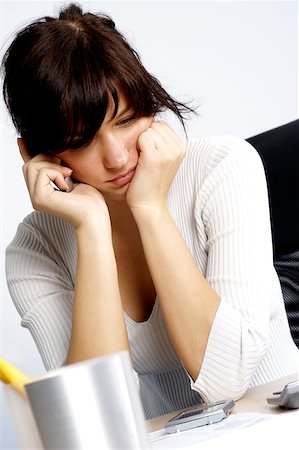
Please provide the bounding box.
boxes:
[247,120,299,348]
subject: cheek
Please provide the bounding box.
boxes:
[139,117,154,131]
[128,117,153,145]
[60,154,94,183]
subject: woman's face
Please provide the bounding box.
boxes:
[58,95,153,202]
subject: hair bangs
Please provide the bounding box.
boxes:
[52,40,112,153]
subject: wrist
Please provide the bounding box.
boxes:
[76,215,112,242]
[130,203,170,226]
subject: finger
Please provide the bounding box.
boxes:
[150,120,185,158]
[34,168,71,198]
[63,176,74,193]
[25,163,72,195]
[30,177,61,211]
[138,125,178,162]
[138,126,166,149]
[49,175,74,193]
[137,129,160,160]
[150,120,180,144]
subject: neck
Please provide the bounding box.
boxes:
[106,198,137,234]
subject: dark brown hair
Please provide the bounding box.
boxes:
[2,3,194,156]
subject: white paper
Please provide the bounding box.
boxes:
[149,410,299,450]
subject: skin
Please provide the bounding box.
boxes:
[18,95,220,380]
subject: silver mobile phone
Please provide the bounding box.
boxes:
[267,380,299,409]
[50,176,74,192]
[165,399,235,434]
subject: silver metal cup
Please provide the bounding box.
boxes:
[24,351,150,449]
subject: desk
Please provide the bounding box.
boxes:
[4,372,299,449]
[147,372,299,432]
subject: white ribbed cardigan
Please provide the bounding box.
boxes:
[6,135,299,418]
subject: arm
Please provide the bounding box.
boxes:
[127,126,273,398]
[6,218,75,370]
[66,220,129,364]
[131,207,220,380]
[127,122,220,380]
[192,138,274,400]
[17,141,129,366]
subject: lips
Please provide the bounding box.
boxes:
[108,167,136,187]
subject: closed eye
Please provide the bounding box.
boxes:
[117,114,136,126]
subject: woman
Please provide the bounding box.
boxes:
[2,3,298,418]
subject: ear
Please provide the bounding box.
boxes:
[17,138,31,163]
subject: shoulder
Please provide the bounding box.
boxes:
[174,135,263,195]
[22,210,73,232]
[186,136,269,216]
[7,211,75,257]
[186,134,255,153]
[169,135,263,211]
[184,135,261,178]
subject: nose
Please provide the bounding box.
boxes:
[101,135,129,170]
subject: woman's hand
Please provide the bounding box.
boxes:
[126,120,186,214]
[18,139,110,229]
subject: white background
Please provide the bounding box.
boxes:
[0,1,298,448]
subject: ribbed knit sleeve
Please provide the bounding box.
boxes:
[6,214,77,370]
[189,136,278,401]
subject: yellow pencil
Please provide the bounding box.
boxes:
[0,357,30,395]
